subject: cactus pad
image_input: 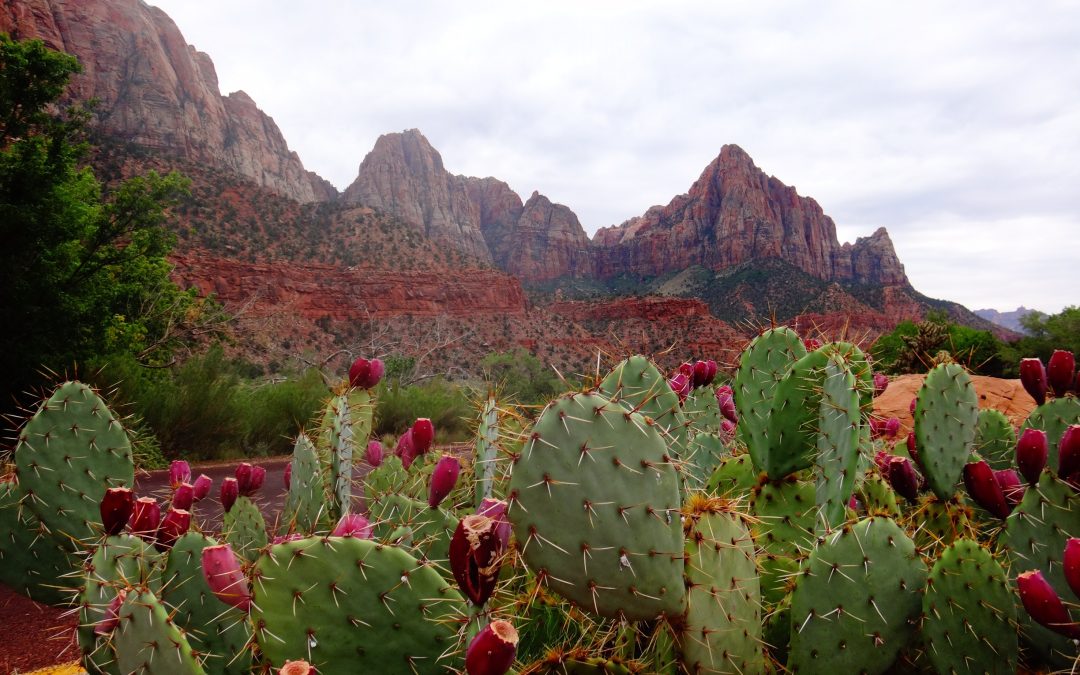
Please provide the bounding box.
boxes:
[733,328,806,472]
[814,355,861,531]
[1020,396,1080,471]
[600,355,689,458]
[369,492,456,563]
[914,363,980,499]
[114,588,206,674]
[974,409,1017,471]
[222,495,268,562]
[281,433,329,535]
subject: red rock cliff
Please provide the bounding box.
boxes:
[0,0,331,203]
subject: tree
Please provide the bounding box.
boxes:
[480,349,562,403]
[0,35,218,412]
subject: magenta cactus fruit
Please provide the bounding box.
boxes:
[704,359,718,384]
[1017,569,1080,639]
[172,482,195,511]
[366,440,384,468]
[906,433,921,469]
[963,460,1010,519]
[283,463,291,490]
[1060,425,1080,478]
[192,474,212,501]
[1016,428,1049,484]
[100,487,135,536]
[994,469,1025,508]
[716,384,733,398]
[466,619,518,675]
[668,372,690,402]
[220,477,239,513]
[1019,357,1048,405]
[428,454,460,508]
[348,357,370,389]
[873,372,889,397]
[280,661,316,675]
[201,543,251,611]
[235,463,253,494]
[411,418,435,454]
[155,507,191,551]
[331,512,373,539]
[720,418,736,436]
[477,498,511,551]
[248,465,266,494]
[450,514,505,606]
[803,338,822,352]
[129,497,161,540]
[909,397,917,415]
[365,358,385,388]
[396,429,418,470]
[94,589,126,636]
[679,362,694,377]
[692,361,710,388]
[1064,538,1080,600]
[887,456,920,502]
[717,391,738,424]
[169,460,191,490]
[884,417,900,439]
[1047,350,1076,398]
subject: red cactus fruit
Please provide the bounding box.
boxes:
[156,507,191,551]
[668,373,690,402]
[94,589,126,636]
[396,429,417,470]
[283,463,291,491]
[172,483,195,511]
[235,463,254,494]
[466,620,518,675]
[715,384,733,398]
[192,474,212,502]
[873,372,889,397]
[348,357,370,389]
[1047,350,1076,398]
[429,454,460,508]
[1017,569,1080,639]
[692,361,710,388]
[909,397,917,415]
[366,440,384,468]
[450,514,505,606]
[1060,425,1080,479]
[704,359,718,385]
[994,469,1025,508]
[280,661,316,675]
[717,392,738,424]
[884,417,900,439]
[1064,538,1080,601]
[1019,357,1048,405]
[906,433,922,470]
[963,460,1010,519]
[201,543,251,611]
[679,362,694,377]
[220,477,239,513]
[803,338,822,351]
[1016,428,1048,485]
[412,418,435,455]
[331,513,373,539]
[720,418,736,436]
[364,358,385,389]
[887,456,920,502]
[477,498,511,551]
[169,460,191,490]
[100,487,135,537]
[247,465,266,495]
[129,497,161,541]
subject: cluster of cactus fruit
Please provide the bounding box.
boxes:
[2,340,1080,674]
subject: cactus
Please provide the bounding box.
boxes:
[161,532,252,675]
[369,491,457,562]
[281,433,328,534]
[1019,396,1080,470]
[751,476,815,605]
[787,516,927,674]
[921,539,1018,675]
[114,588,205,674]
[685,432,730,489]
[733,327,806,472]
[222,495,268,562]
[679,499,764,674]
[599,355,689,459]
[326,392,355,519]
[814,355,862,531]
[250,535,465,674]
[913,363,980,499]
[0,481,72,604]
[508,391,685,620]
[682,384,721,438]
[706,453,758,498]
[974,408,1017,470]
[475,394,501,507]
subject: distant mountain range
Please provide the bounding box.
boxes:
[0,0,1011,375]
[974,307,1042,334]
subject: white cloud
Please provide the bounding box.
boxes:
[149,0,1080,313]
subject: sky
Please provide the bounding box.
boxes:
[149,1,1080,314]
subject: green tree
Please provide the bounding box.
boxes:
[480,349,562,403]
[0,35,216,411]
[998,306,1080,375]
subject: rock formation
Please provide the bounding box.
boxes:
[0,0,331,202]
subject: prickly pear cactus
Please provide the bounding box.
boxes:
[751,477,815,605]
[679,501,763,674]
[161,532,252,675]
[281,433,329,534]
[327,393,354,519]
[733,327,806,472]
[0,482,71,604]
[508,392,686,620]
[1020,396,1080,470]
[788,516,927,674]
[475,394,500,507]
[369,492,456,563]
[914,363,980,499]
[814,355,861,531]
[974,408,1016,471]
[13,381,134,545]
[682,385,721,437]
[600,355,689,458]
[706,453,758,498]
[250,536,465,674]
[921,539,1018,675]
[763,347,833,478]
[685,432,729,489]
[114,588,206,674]
[222,495,268,562]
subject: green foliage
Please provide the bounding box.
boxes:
[480,348,562,403]
[373,377,472,440]
[871,312,1006,375]
[999,306,1080,375]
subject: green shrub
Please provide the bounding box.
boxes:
[374,378,472,442]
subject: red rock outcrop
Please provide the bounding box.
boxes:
[488,191,595,282]
[591,145,908,286]
[0,0,328,203]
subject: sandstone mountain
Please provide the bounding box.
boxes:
[0,0,331,203]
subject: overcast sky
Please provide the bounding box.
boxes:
[150,1,1079,314]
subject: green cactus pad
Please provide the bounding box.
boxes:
[685,432,729,489]
[856,474,900,519]
[706,453,758,498]
[161,532,252,675]
[1000,471,1080,668]
[115,588,206,674]
[788,517,928,674]
[0,482,72,605]
[752,477,816,606]
[1020,396,1080,471]
[281,433,329,535]
[974,409,1016,471]
[814,356,861,531]
[475,395,501,507]
[222,495,268,562]
[763,348,833,479]
[733,328,806,473]
[251,536,465,674]
[14,381,134,546]
[680,506,764,674]
[509,392,686,620]
[369,492,456,563]
[922,539,1018,675]
[327,393,355,519]
[914,363,980,499]
[903,495,974,559]
[683,385,721,437]
[600,355,689,458]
